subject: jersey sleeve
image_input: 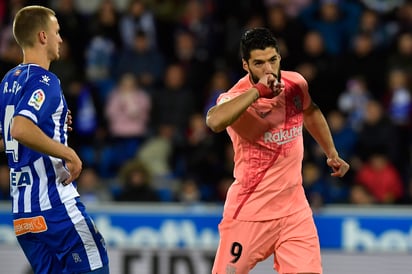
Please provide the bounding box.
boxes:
[294,72,312,111]
[216,90,240,105]
[15,72,62,125]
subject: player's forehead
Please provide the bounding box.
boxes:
[48,15,59,30]
[249,47,279,61]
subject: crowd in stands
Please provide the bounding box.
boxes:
[1,0,412,207]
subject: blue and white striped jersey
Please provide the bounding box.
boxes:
[0,64,79,214]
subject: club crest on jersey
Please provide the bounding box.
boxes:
[28,89,46,110]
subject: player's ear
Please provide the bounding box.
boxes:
[242,59,249,73]
[39,31,47,44]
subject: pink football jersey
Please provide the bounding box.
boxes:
[217,71,312,221]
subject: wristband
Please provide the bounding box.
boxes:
[253,82,274,99]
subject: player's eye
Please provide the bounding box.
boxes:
[254,61,264,67]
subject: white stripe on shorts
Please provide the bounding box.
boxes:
[65,199,103,270]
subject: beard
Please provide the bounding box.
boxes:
[249,67,281,84]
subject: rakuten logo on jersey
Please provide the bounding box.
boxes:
[263,125,303,144]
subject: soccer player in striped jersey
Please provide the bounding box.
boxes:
[206,27,350,274]
[0,6,109,274]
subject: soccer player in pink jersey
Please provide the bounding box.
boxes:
[206,27,350,274]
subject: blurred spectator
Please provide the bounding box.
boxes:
[177,0,217,59]
[0,1,5,27]
[136,124,181,190]
[382,68,412,127]
[264,0,312,18]
[382,68,412,179]
[150,63,196,135]
[215,176,233,203]
[400,177,412,204]
[85,0,121,100]
[354,100,401,168]
[115,159,160,202]
[353,151,404,204]
[203,69,232,117]
[146,0,186,58]
[0,164,10,201]
[360,0,404,14]
[395,1,412,33]
[354,8,396,50]
[299,0,363,56]
[337,76,371,131]
[175,177,201,204]
[77,167,112,206]
[113,29,165,91]
[387,32,412,77]
[101,73,151,177]
[53,0,88,70]
[147,0,186,23]
[181,113,226,200]
[119,0,158,50]
[295,30,343,113]
[217,10,253,75]
[50,40,79,93]
[65,79,105,169]
[349,184,375,205]
[105,73,151,139]
[87,0,122,48]
[0,0,21,55]
[326,110,358,162]
[84,34,116,101]
[341,32,386,99]
[0,38,22,78]
[170,29,212,107]
[265,4,306,68]
[302,161,328,210]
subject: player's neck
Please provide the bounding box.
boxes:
[22,49,51,70]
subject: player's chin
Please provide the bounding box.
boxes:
[53,50,61,60]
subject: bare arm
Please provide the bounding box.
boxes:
[303,102,350,177]
[10,115,82,184]
[206,74,284,133]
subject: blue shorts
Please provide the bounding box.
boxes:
[13,198,109,274]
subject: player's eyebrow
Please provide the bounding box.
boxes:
[252,54,278,64]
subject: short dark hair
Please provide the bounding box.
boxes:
[240,27,280,61]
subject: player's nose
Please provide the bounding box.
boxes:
[263,62,273,72]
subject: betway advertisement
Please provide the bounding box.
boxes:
[1,203,412,252]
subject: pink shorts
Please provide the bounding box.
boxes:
[212,206,322,274]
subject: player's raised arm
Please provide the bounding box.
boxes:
[206,74,283,133]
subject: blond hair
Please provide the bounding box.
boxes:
[13,5,55,48]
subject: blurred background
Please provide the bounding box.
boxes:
[0,0,412,273]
